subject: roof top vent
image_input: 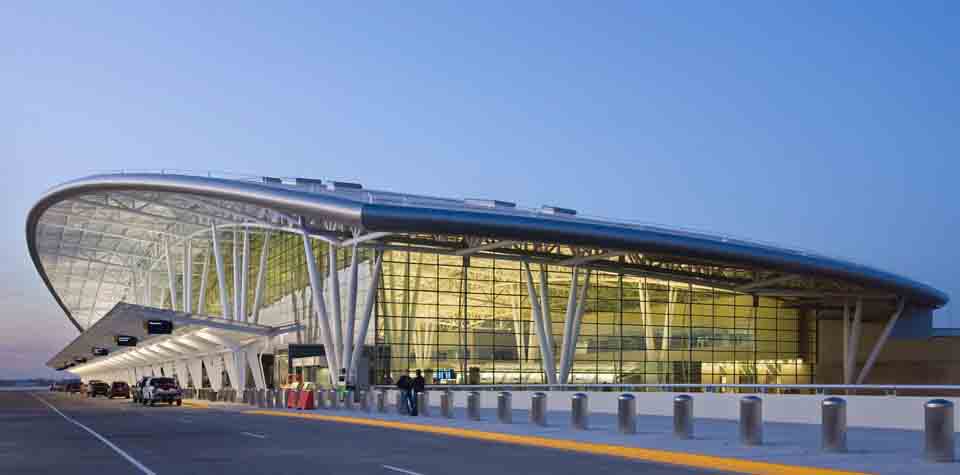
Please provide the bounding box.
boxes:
[464,199,517,210]
[325,181,363,191]
[261,176,282,184]
[540,205,577,216]
[295,177,324,187]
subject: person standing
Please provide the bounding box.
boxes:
[411,369,426,416]
[396,373,413,415]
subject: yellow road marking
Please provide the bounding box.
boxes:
[181,400,210,409]
[243,410,871,475]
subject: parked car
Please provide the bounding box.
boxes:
[141,377,182,406]
[65,382,82,394]
[132,376,150,403]
[108,381,130,399]
[86,381,110,398]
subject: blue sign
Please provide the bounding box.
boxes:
[435,368,456,380]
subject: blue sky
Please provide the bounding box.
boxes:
[2,2,957,378]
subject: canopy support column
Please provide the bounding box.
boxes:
[342,241,360,380]
[303,232,339,385]
[856,298,907,384]
[184,239,192,314]
[164,236,178,311]
[328,246,343,366]
[251,231,271,324]
[349,251,384,382]
[239,227,250,322]
[523,262,558,385]
[844,298,863,384]
[211,224,230,319]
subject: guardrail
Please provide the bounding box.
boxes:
[373,383,960,397]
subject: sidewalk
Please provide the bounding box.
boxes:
[232,401,958,475]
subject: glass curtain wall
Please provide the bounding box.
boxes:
[161,230,815,387]
[375,250,816,386]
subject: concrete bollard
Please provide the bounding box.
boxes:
[256,389,265,408]
[530,392,547,427]
[377,390,387,413]
[821,397,847,453]
[673,395,694,439]
[441,390,454,418]
[361,390,372,412]
[312,389,323,409]
[571,393,589,430]
[497,392,512,424]
[344,390,355,410]
[467,391,481,421]
[617,394,636,434]
[327,389,339,410]
[924,399,955,462]
[739,396,763,446]
[416,391,429,416]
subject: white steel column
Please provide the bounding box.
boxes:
[303,232,339,384]
[856,298,906,384]
[251,231,271,324]
[245,345,266,390]
[211,224,230,319]
[174,360,190,387]
[349,252,384,381]
[239,227,250,322]
[197,242,210,314]
[232,229,240,320]
[201,355,224,391]
[328,246,343,363]
[145,269,152,306]
[184,239,193,314]
[342,243,360,378]
[845,298,863,384]
[538,265,555,353]
[164,237,178,311]
[187,358,204,389]
[561,270,591,384]
[223,351,244,391]
[523,262,558,384]
[558,267,581,384]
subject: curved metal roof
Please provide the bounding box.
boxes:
[27,172,949,332]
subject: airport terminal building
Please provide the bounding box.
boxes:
[28,172,954,392]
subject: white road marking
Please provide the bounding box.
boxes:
[383,464,426,475]
[31,394,157,475]
[241,431,266,439]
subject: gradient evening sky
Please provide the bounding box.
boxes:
[2,2,957,378]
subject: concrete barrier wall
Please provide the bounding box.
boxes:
[385,389,960,431]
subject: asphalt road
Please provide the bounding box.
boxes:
[1,391,722,475]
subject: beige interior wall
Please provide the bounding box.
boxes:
[818,319,960,384]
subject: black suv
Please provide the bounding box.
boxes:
[86,381,110,398]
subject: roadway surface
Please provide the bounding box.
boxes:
[1,391,723,475]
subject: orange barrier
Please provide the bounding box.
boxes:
[297,390,315,410]
[286,390,298,408]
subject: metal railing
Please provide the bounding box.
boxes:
[374,383,960,397]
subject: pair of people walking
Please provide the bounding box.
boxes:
[396,369,425,416]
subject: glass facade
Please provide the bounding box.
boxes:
[374,250,816,386]
[179,236,816,387]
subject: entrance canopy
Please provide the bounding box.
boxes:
[48,302,297,375]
